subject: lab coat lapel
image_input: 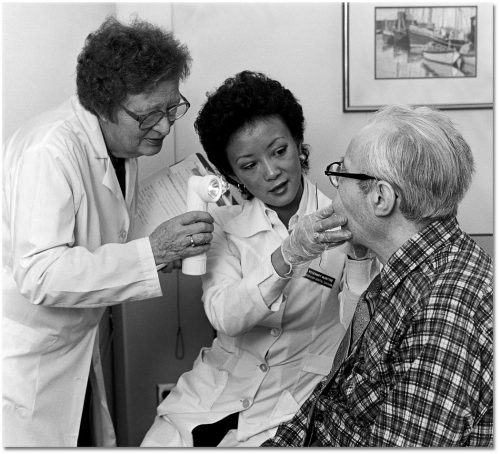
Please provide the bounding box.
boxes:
[125,159,138,209]
[223,198,273,238]
[100,160,132,236]
[102,159,122,198]
[73,97,132,231]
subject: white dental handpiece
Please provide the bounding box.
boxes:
[182,175,228,275]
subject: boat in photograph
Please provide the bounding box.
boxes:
[408,7,435,51]
[422,42,460,65]
[432,34,468,52]
[431,7,472,52]
[408,24,434,50]
[460,52,476,67]
[458,42,476,76]
[393,11,409,50]
[421,59,465,77]
[459,42,475,64]
[382,28,394,45]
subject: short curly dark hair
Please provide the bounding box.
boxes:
[194,71,310,199]
[77,16,191,121]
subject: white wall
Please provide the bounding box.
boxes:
[2,2,494,447]
[2,3,115,139]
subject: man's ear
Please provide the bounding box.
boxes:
[370,180,397,217]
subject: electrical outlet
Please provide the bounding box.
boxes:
[156,383,175,405]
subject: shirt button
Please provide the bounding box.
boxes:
[119,230,127,241]
[270,328,281,337]
[259,363,269,372]
[242,399,251,409]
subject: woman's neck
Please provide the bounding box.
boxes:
[271,178,304,227]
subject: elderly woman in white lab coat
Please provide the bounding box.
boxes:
[142,71,380,447]
[2,17,215,447]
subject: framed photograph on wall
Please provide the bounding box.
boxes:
[343,3,493,111]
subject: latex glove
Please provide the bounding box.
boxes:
[281,203,352,272]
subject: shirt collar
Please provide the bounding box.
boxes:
[223,177,320,237]
[380,217,461,292]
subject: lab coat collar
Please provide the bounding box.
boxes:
[70,96,108,160]
[70,96,137,205]
[223,177,322,238]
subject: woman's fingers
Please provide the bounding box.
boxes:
[316,228,352,244]
[183,221,215,239]
[185,232,213,247]
[182,243,211,258]
[315,213,348,232]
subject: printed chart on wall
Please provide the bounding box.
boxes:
[130,153,238,240]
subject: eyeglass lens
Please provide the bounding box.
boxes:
[140,103,189,130]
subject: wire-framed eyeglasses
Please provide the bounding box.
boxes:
[324,161,377,188]
[122,94,190,130]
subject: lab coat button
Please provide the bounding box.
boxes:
[259,363,269,372]
[270,328,281,337]
[242,399,251,408]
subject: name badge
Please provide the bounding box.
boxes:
[304,268,335,288]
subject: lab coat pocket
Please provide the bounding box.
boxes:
[269,390,300,424]
[2,318,57,415]
[193,347,229,410]
[302,353,335,376]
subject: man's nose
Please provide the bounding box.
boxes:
[152,115,172,135]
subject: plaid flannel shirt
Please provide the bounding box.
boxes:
[262,217,493,447]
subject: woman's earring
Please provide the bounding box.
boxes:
[299,154,306,162]
[237,183,246,193]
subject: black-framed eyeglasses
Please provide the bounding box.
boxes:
[121,94,190,130]
[324,161,377,188]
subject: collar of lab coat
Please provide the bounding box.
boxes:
[223,177,329,238]
[70,96,137,205]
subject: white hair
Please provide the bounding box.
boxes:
[353,105,474,223]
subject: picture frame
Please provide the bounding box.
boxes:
[343,2,493,112]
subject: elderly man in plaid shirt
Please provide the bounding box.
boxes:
[262,105,493,447]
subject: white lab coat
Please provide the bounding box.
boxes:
[142,179,379,447]
[2,96,162,447]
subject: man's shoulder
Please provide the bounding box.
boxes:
[432,231,493,287]
[413,232,493,322]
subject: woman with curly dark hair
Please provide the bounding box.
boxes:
[142,71,379,447]
[2,17,215,447]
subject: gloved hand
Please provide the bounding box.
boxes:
[281,203,352,274]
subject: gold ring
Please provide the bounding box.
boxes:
[189,235,195,247]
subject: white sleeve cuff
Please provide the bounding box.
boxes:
[256,255,290,310]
